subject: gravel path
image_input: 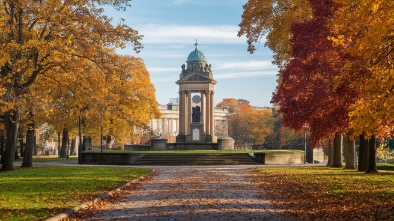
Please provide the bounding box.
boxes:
[87,165,289,221]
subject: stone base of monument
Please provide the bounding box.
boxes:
[217,137,235,150]
[150,138,168,150]
[184,134,217,143]
[190,123,203,142]
[173,142,217,150]
[175,123,217,144]
[203,134,217,143]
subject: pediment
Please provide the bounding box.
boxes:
[180,73,212,82]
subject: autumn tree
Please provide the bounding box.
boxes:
[271,0,357,142]
[217,99,273,145]
[216,98,240,114]
[329,0,394,172]
[343,135,356,169]
[331,0,394,172]
[0,0,143,171]
[238,0,312,67]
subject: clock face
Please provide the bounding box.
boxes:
[192,95,201,104]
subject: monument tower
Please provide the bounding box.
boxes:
[176,41,217,143]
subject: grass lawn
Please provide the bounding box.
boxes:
[251,165,394,220]
[13,156,78,163]
[0,166,151,221]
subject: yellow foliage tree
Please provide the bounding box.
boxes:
[0,0,143,171]
[238,0,312,67]
[331,0,394,138]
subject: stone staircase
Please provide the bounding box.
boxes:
[132,154,260,165]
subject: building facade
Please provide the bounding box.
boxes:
[149,101,228,143]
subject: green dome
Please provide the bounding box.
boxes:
[187,42,206,61]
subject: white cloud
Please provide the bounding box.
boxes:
[215,61,275,71]
[214,70,278,79]
[138,24,245,45]
[148,67,179,73]
[151,77,178,83]
[148,68,278,81]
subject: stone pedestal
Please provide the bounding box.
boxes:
[217,137,235,150]
[150,138,167,150]
[190,123,203,142]
[313,147,325,163]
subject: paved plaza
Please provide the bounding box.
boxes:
[84,165,289,221]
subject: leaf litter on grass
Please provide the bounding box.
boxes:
[251,166,394,221]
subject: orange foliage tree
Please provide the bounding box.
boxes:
[331,0,394,139]
[216,99,273,145]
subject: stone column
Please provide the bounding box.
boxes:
[179,90,185,135]
[168,118,172,135]
[156,119,160,135]
[201,90,206,134]
[187,91,192,134]
[206,90,211,134]
[210,91,215,135]
[162,118,167,136]
[175,118,179,135]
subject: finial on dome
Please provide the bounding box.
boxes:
[195,39,198,50]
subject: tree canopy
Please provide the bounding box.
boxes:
[238,0,312,67]
[0,0,159,171]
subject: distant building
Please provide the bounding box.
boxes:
[149,99,229,143]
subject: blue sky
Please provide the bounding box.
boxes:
[105,0,278,107]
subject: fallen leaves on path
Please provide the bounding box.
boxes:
[62,171,158,221]
[62,167,287,220]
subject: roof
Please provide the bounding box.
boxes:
[187,42,206,61]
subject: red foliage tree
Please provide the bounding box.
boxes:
[271,0,362,145]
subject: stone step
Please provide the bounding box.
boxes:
[133,154,260,165]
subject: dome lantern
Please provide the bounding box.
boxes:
[187,40,206,61]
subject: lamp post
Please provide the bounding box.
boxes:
[387,131,390,163]
[303,123,308,164]
[78,116,82,164]
[100,109,104,165]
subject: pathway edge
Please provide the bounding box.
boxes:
[44,169,156,221]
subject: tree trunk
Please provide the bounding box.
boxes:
[344,136,356,169]
[0,130,5,164]
[82,136,92,151]
[22,123,35,167]
[1,110,19,171]
[106,135,115,149]
[17,135,23,159]
[57,132,61,156]
[33,135,37,156]
[366,135,378,173]
[332,133,343,167]
[327,139,333,167]
[70,138,76,156]
[358,134,368,172]
[60,128,68,158]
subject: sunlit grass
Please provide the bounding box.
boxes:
[0,166,150,220]
[15,156,78,163]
